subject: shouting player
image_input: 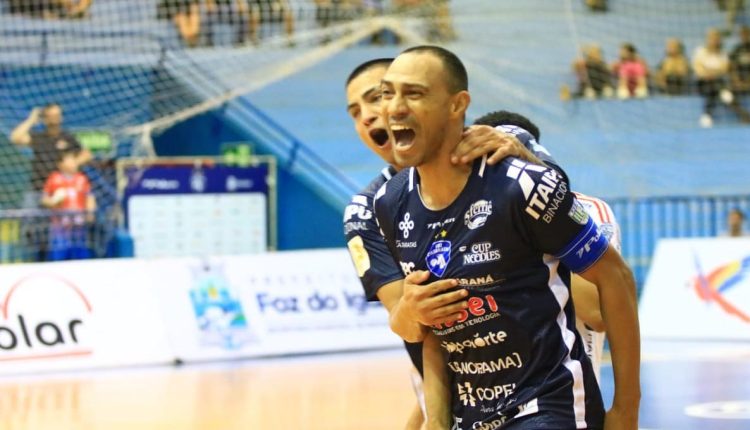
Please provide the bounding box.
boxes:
[375,46,640,429]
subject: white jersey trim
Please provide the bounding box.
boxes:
[543,254,588,428]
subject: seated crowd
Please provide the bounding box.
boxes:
[569,26,750,127]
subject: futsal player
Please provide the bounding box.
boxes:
[343,59,550,429]
[374,46,640,429]
[472,110,623,383]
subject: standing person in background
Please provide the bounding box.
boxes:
[10,104,92,204]
[725,208,747,237]
[40,149,97,261]
[157,0,202,47]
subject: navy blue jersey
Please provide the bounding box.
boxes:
[374,156,608,429]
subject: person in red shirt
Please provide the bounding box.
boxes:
[40,149,97,261]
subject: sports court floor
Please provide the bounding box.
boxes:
[1,340,748,430]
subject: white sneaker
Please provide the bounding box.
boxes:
[720,89,734,104]
[700,114,714,128]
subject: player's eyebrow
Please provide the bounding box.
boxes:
[380,79,427,92]
[347,86,380,112]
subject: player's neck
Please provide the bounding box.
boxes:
[417,136,471,211]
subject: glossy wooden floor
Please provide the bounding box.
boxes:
[1,342,750,430]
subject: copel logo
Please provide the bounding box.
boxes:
[0,274,93,361]
[693,255,750,324]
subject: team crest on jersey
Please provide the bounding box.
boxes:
[426,240,452,277]
[568,199,590,225]
[464,200,493,230]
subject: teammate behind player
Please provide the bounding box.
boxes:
[473,110,622,383]
[344,59,548,429]
[376,45,640,429]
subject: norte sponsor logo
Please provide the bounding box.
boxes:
[447,353,523,375]
[464,200,492,230]
[441,330,507,353]
[462,242,501,265]
[0,274,93,361]
[427,217,455,230]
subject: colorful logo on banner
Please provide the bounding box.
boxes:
[693,255,750,324]
[0,274,93,361]
[190,263,254,349]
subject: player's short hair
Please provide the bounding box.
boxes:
[345,58,394,87]
[56,147,79,164]
[401,45,468,93]
[43,102,61,112]
[473,110,541,142]
[730,208,745,220]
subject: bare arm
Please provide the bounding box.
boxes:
[579,246,640,430]
[571,274,605,332]
[77,148,93,166]
[451,125,544,166]
[382,271,468,343]
[423,332,451,430]
[10,108,40,146]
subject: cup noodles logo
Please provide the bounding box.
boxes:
[0,274,93,361]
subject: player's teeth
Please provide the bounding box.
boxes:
[391,125,409,131]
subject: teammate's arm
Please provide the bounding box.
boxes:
[10,107,40,146]
[423,332,451,430]
[578,247,640,430]
[450,125,544,166]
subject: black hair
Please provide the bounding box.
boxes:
[345,58,394,87]
[730,208,746,220]
[472,110,541,142]
[401,45,468,93]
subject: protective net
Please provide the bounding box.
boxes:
[0,0,748,264]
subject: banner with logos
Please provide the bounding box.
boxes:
[0,259,173,375]
[640,238,750,340]
[0,249,400,373]
[153,249,399,362]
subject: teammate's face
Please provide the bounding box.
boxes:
[43,105,63,129]
[380,52,457,167]
[346,65,396,167]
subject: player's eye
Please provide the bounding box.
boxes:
[381,88,394,99]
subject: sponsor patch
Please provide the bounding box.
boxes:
[347,236,370,277]
[463,242,501,265]
[568,199,590,225]
[464,200,493,230]
[426,240,451,277]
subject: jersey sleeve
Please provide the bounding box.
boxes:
[495,125,569,184]
[506,159,609,273]
[343,193,403,301]
[43,173,58,196]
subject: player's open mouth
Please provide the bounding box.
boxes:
[391,125,416,149]
[369,128,390,147]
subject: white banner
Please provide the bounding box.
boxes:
[640,238,750,340]
[0,249,401,372]
[0,259,172,375]
[154,249,399,362]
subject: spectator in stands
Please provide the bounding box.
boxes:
[693,28,750,126]
[572,44,614,99]
[157,0,202,48]
[654,38,691,95]
[247,0,296,46]
[611,42,649,99]
[40,149,96,261]
[730,26,750,100]
[9,0,92,19]
[714,0,745,35]
[314,1,359,44]
[584,0,607,12]
[205,0,251,46]
[10,104,92,201]
[725,208,746,237]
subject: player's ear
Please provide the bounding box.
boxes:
[450,91,470,118]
